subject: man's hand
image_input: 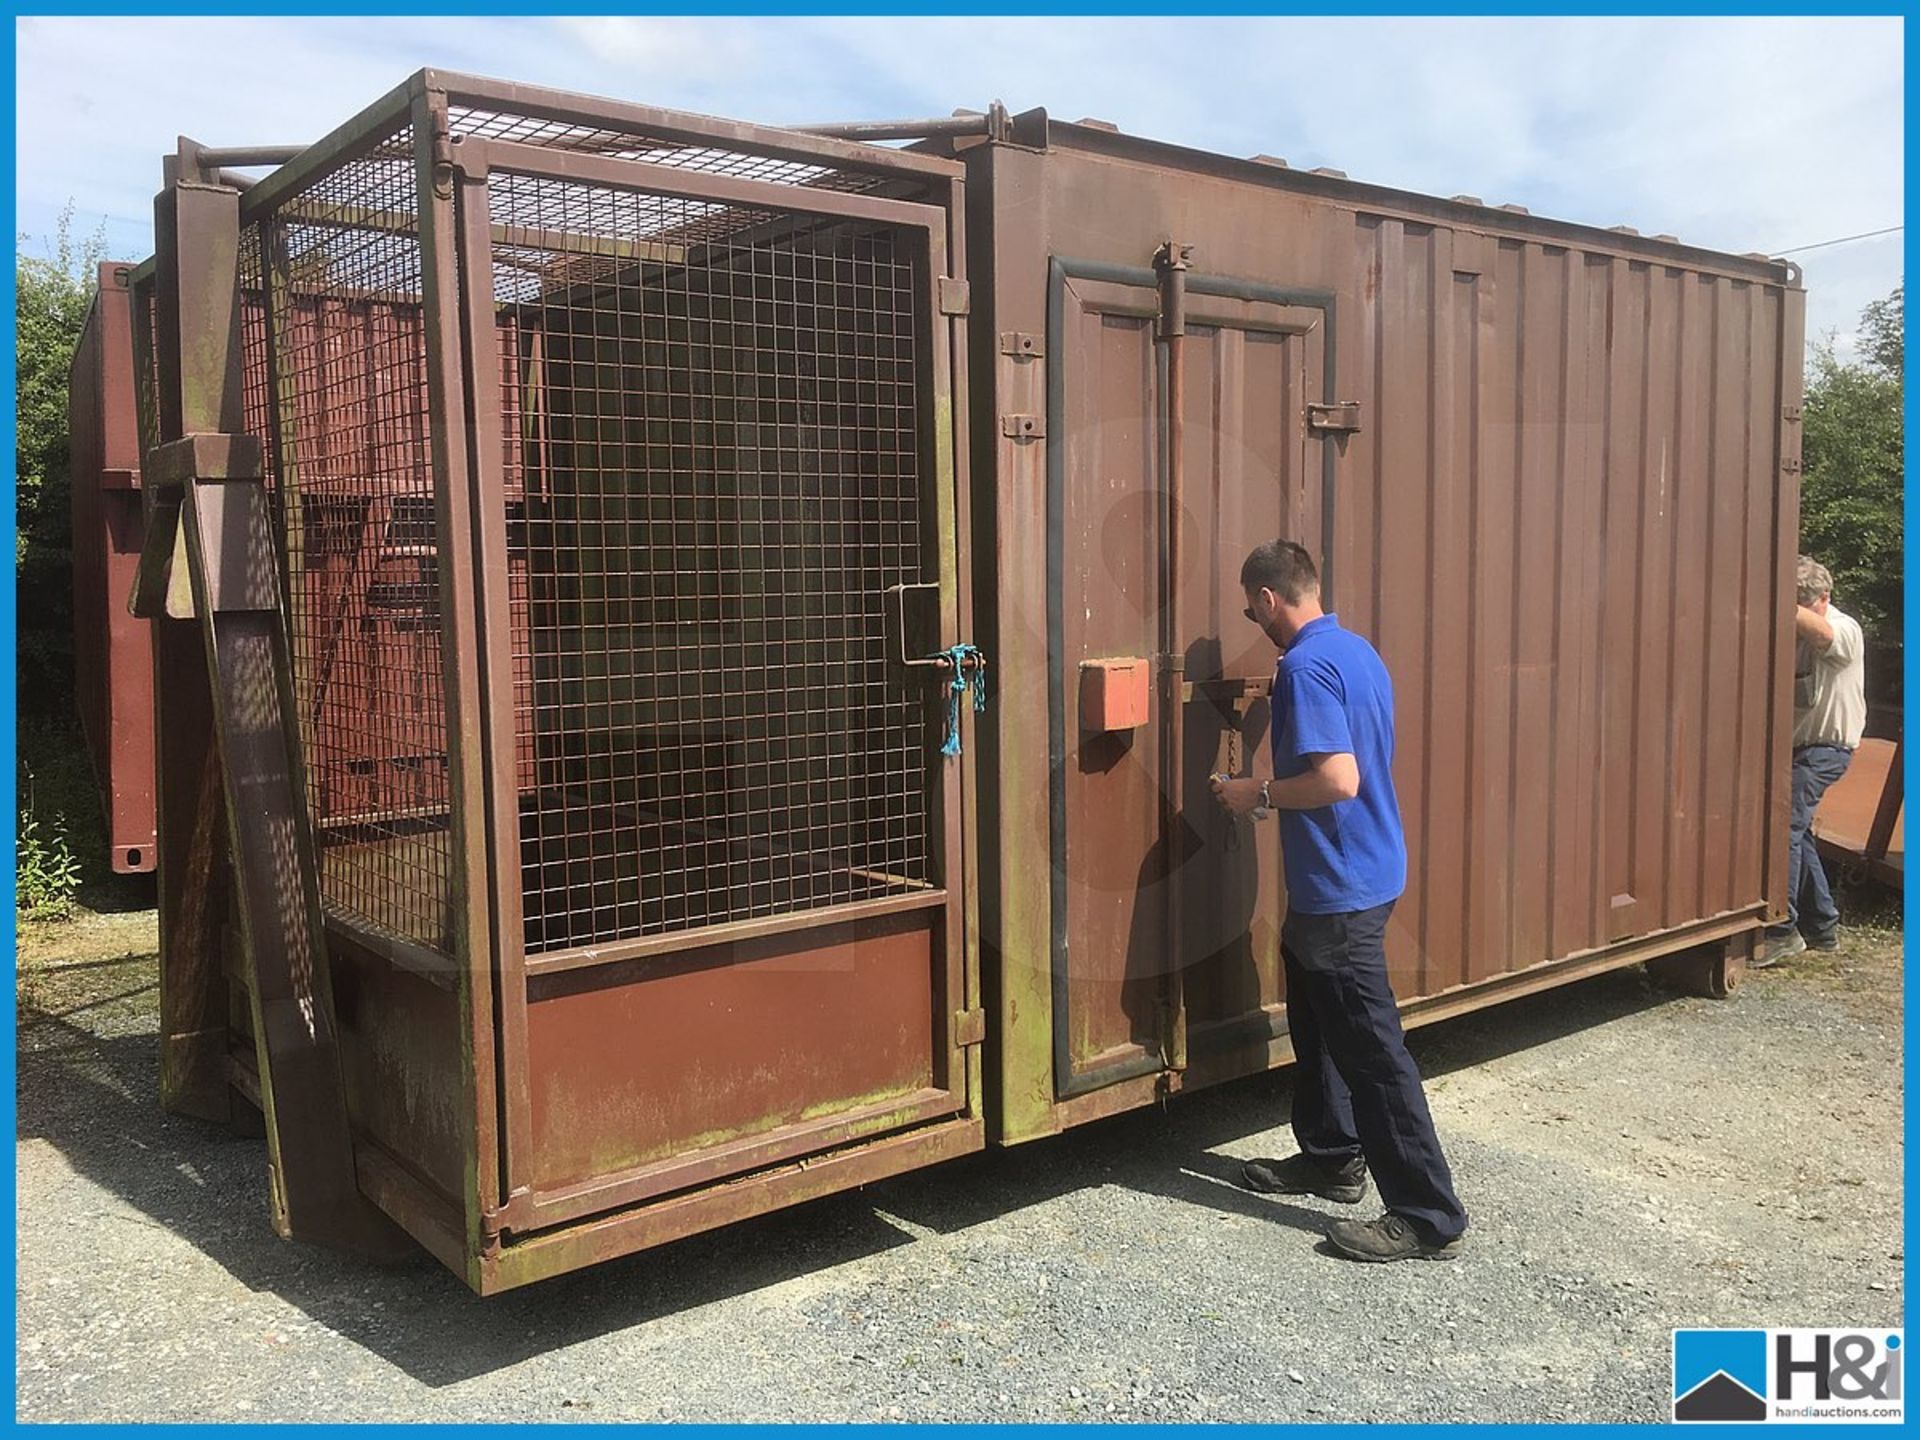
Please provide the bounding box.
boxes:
[1795,603,1836,652]
[1210,774,1266,817]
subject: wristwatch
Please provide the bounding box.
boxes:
[1253,779,1273,821]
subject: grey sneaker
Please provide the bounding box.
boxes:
[1325,1212,1465,1263]
[1804,928,1839,953]
[1239,1153,1369,1204]
[1753,930,1807,968]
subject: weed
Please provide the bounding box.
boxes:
[17,781,81,921]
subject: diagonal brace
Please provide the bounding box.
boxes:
[133,433,408,1257]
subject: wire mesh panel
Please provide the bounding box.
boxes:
[251,124,455,953]
[482,170,938,953]
[447,104,898,196]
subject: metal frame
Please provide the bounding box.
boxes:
[140,149,405,1255]
[411,88,509,1277]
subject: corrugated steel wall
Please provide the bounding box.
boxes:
[1336,216,1791,998]
[970,133,1800,1136]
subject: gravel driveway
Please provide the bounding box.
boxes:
[15,906,1904,1422]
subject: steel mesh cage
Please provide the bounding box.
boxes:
[248,122,455,953]
[482,168,938,953]
[445,103,898,197]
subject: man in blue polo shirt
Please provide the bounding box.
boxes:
[1210,539,1469,1262]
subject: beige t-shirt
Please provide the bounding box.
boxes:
[1792,603,1867,749]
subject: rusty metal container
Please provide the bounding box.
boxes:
[130,73,1802,1292]
[137,71,984,1293]
[69,261,157,873]
[952,117,1805,1140]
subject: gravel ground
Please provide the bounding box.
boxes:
[15,903,1905,1423]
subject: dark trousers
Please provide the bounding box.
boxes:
[1282,901,1468,1242]
[1773,743,1853,941]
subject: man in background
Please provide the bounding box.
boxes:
[1759,556,1868,966]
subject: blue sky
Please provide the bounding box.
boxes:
[14,14,1904,354]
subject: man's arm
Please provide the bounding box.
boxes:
[1796,604,1836,651]
[1210,752,1359,815]
[1268,752,1360,808]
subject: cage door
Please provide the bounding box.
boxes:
[450,138,973,1231]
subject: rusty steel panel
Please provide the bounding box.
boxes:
[329,929,471,1206]
[521,908,946,1205]
[964,131,1802,1140]
[1813,736,1904,887]
[69,261,158,873]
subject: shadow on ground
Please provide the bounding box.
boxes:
[17,948,1688,1387]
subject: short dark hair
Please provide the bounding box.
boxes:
[1240,539,1320,603]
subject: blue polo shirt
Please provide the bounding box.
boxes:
[1269,614,1407,915]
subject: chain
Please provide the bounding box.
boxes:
[1223,721,1243,852]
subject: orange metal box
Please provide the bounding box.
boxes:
[1080,657,1151,731]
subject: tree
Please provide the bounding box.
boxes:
[1798,283,1904,712]
[15,204,105,717]
[1858,284,1902,374]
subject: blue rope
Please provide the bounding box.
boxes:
[937,644,988,757]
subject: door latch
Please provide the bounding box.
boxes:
[1306,400,1363,435]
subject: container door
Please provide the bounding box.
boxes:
[451,140,976,1235]
[1048,260,1332,1099]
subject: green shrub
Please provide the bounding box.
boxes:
[17,785,82,921]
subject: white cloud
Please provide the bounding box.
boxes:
[15,15,1901,346]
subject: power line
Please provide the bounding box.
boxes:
[1773,225,1903,257]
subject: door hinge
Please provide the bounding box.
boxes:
[1306,400,1363,435]
[1783,456,1803,474]
[938,277,971,316]
[1000,331,1044,358]
[1782,403,1803,423]
[482,1186,532,1238]
[954,1007,987,1047]
[1001,413,1046,440]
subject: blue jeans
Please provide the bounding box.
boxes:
[1282,901,1468,1243]
[1774,744,1853,941]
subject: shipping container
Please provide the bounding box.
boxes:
[127,71,1803,1292]
[953,117,1806,1139]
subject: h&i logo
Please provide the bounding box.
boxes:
[1674,1328,1904,1424]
